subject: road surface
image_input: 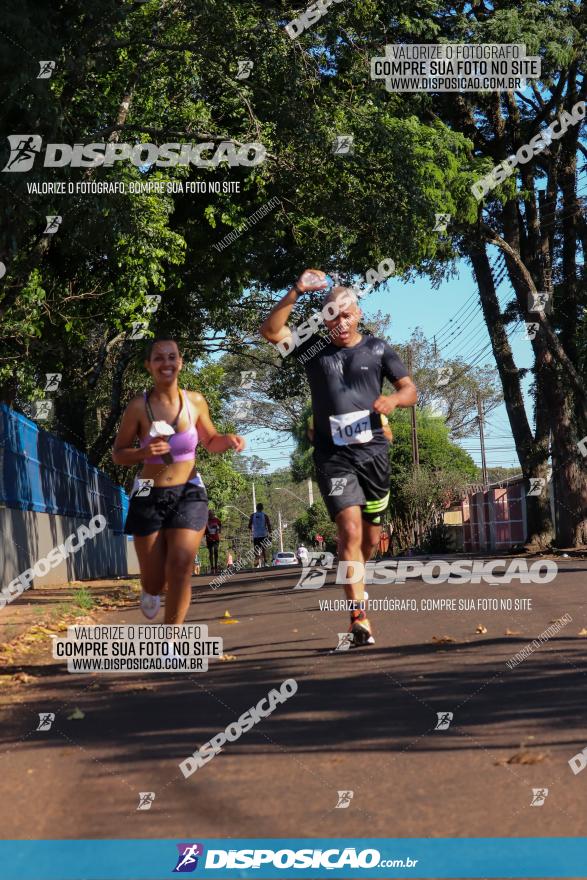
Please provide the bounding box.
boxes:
[1,559,586,843]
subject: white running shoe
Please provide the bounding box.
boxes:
[166,640,182,662]
[140,590,160,620]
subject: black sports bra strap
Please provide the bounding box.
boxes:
[145,390,183,428]
[145,394,156,424]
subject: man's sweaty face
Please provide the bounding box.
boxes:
[325,300,360,345]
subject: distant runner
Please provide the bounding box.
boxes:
[248,503,272,568]
[205,510,222,574]
[261,269,417,646]
[296,543,309,566]
[112,338,245,625]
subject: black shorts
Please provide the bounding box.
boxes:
[253,537,268,555]
[124,483,208,536]
[314,445,390,523]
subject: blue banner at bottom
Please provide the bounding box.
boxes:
[0,838,585,879]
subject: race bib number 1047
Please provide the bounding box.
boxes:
[329,410,373,446]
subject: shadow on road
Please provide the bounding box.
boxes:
[3,635,586,767]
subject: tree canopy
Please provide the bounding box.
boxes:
[1,0,585,545]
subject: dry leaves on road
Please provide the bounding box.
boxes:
[67,708,85,720]
[475,624,488,634]
[495,749,549,766]
[0,671,37,687]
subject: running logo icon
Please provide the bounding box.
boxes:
[435,366,453,387]
[135,479,154,498]
[433,213,451,232]
[335,790,354,808]
[294,568,327,589]
[332,135,354,155]
[34,400,53,420]
[44,215,62,234]
[2,135,43,172]
[129,321,149,340]
[37,61,56,79]
[44,373,62,392]
[528,291,551,314]
[236,59,253,79]
[527,478,545,497]
[136,792,155,810]
[530,788,548,806]
[36,713,55,731]
[173,843,204,872]
[329,477,348,496]
[293,552,334,590]
[234,399,253,419]
[334,632,354,652]
[435,711,453,730]
[144,295,162,313]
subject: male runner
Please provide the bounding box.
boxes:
[248,503,272,568]
[205,510,222,574]
[260,268,417,646]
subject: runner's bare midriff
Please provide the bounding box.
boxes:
[138,461,199,488]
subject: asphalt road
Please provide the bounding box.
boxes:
[1,559,586,845]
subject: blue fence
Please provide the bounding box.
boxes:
[0,404,128,533]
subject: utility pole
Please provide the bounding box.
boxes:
[252,481,256,512]
[406,346,420,547]
[477,391,489,490]
[406,346,420,470]
[308,478,314,506]
[278,510,284,552]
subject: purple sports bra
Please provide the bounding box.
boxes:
[139,389,199,464]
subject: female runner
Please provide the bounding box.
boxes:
[112,338,245,624]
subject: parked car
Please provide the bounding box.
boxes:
[272,551,298,566]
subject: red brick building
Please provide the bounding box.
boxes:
[461,476,527,552]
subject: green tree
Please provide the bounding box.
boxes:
[2,0,584,548]
[388,409,478,550]
[294,499,338,551]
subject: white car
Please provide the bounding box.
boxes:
[272,552,298,567]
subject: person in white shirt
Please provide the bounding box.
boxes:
[296,544,309,566]
[248,503,272,568]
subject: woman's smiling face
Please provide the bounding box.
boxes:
[145,340,182,384]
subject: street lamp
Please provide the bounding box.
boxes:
[222,503,251,520]
[275,486,307,505]
[276,487,308,554]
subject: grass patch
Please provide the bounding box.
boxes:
[72,586,94,612]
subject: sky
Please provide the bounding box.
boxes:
[247,256,534,476]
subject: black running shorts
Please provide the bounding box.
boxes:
[124,483,208,536]
[253,537,268,555]
[314,446,390,523]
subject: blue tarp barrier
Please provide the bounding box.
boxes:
[0,404,128,533]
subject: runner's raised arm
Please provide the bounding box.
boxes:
[260,268,328,345]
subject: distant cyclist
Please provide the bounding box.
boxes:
[261,270,416,646]
[248,503,272,568]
